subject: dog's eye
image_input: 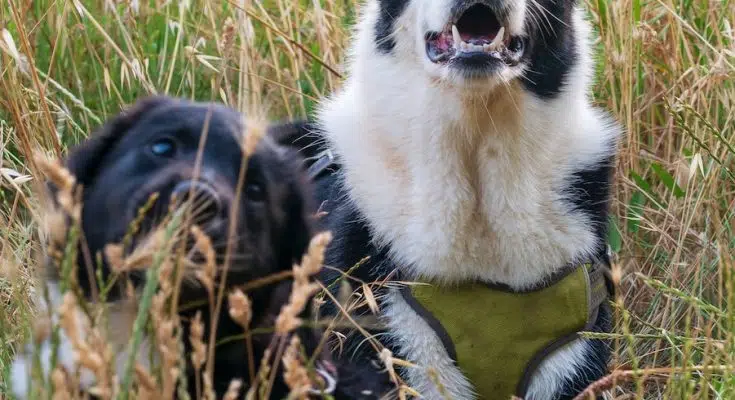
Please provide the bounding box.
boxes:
[150,138,176,157]
[245,182,265,203]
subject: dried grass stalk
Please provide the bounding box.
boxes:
[191,225,216,293]
[57,292,115,399]
[275,232,332,334]
[281,335,311,399]
[190,310,207,370]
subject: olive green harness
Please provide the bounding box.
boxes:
[401,260,613,399]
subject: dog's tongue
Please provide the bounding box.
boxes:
[433,33,453,52]
[463,34,493,44]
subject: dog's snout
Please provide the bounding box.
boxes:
[171,180,223,224]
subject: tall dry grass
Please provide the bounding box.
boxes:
[584,0,735,398]
[0,0,733,399]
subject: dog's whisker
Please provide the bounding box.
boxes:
[527,0,555,36]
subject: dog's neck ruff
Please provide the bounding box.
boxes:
[402,259,613,399]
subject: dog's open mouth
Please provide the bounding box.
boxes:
[425,2,524,68]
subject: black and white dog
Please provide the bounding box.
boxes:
[275,0,622,399]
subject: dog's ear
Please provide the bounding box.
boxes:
[267,120,326,162]
[64,95,174,187]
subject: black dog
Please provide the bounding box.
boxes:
[11,96,390,399]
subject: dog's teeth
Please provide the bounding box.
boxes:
[452,25,462,46]
[489,27,505,49]
[452,24,506,53]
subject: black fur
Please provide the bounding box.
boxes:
[449,0,512,24]
[272,122,400,398]
[375,0,409,53]
[564,151,617,259]
[59,97,313,301]
[520,0,579,99]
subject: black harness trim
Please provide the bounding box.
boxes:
[307,149,338,180]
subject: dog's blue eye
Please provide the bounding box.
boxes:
[150,138,176,157]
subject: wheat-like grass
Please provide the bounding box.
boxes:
[0,0,733,398]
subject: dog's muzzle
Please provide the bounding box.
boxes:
[170,180,223,227]
[425,0,525,68]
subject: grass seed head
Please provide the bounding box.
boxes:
[275,232,332,334]
[223,379,243,400]
[241,116,267,158]
[33,152,80,221]
[50,367,73,400]
[190,310,207,370]
[220,17,236,55]
[150,286,181,399]
[228,288,252,328]
[282,335,311,399]
[191,225,216,294]
[135,363,162,400]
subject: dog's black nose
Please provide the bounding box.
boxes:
[171,180,223,224]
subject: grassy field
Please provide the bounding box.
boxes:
[0,0,734,399]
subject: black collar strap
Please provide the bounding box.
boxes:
[307,148,338,180]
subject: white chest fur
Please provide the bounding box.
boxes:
[319,75,614,289]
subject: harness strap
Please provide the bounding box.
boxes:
[516,257,613,397]
[307,148,338,180]
[586,258,612,325]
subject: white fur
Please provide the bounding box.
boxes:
[10,282,152,399]
[525,339,595,399]
[317,0,619,398]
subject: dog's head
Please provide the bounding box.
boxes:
[55,96,314,301]
[370,0,577,94]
